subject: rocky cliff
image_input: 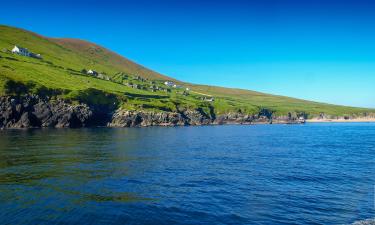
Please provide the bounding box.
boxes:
[108,108,305,127]
[0,95,92,128]
[0,95,305,129]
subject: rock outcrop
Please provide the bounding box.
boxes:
[108,109,305,127]
[107,109,215,127]
[108,110,186,127]
[1,95,305,129]
[0,95,92,128]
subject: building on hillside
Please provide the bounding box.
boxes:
[164,81,175,87]
[12,45,31,57]
[87,70,98,76]
[11,45,42,59]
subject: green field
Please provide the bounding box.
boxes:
[0,25,374,118]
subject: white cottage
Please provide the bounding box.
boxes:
[12,45,30,57]
[164,81,174,87]
[87,70,98,76]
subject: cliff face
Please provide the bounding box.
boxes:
[108,109,214,127]
[108,110,305,127]
[0,95,305,129]
[0,95,92,128]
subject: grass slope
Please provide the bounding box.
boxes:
[0,24,373,117]
[48,38,173,81]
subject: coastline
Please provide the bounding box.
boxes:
[2,95,375,129]
[306,118,375,123]
[1,95,305,129]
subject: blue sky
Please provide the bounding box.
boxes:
[1,0,375,107]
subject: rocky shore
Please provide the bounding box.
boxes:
[108,110,305,127]
[0,95,306,129]
[0,95,92,128]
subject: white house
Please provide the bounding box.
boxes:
[11,45,42,59]
[164,81,174,87]
[87,70,98,76]
[12,45,30,57]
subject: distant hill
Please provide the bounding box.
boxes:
[0,24,374,119]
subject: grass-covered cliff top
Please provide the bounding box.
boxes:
[0,24,374,118]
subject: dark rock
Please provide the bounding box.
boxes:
[108,110,192,127]
[0,95,93,129]
[1,94,308,129]
[13,112,40,128]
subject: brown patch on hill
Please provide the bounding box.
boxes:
[48,38,175,81]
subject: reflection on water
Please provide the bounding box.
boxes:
[0,124,375,224]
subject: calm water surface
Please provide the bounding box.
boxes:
[0,123,374,224]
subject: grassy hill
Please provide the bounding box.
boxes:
[0,24,374,118]
[48,38,173,81]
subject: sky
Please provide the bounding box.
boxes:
[1,0,375,108]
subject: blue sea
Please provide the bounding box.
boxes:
[0,123,374,224]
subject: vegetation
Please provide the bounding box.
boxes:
[0,24,374,118]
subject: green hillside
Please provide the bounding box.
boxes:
[0,24,373,118]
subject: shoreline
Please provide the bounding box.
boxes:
[2,120,375,130]
[2,95,374,129]
[306,118,375,123]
